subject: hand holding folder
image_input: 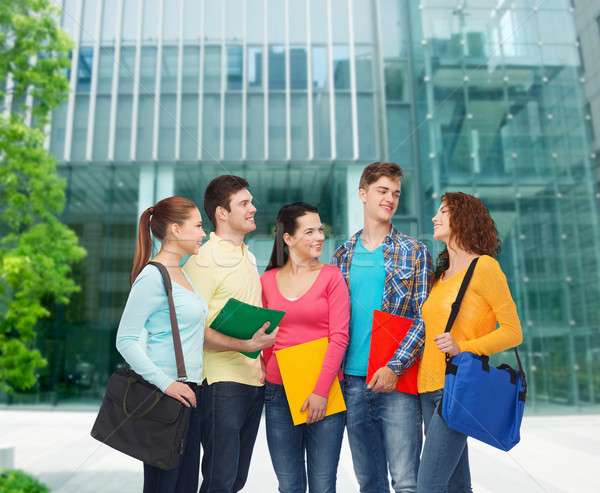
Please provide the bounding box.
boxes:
[210,298,285,359]
[276,337,346,425]
[367,310,419,395]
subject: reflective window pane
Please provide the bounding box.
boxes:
[226,0,244,42]
[80,0,98,45]
[180,94,199,160]
[158,95,177,160]
[247,0,265,43]
[355,45,373,91]
[121,0,139,43]
[289,0,307,44]
[101,0,119,43]
[268,0,285,43]
[163,0,181,43]
[71,95,89,161]
[247,94,265,159]
[248,46,263,88]
[136,95,155,160]
[313,92,331,158]
[97,47,115,95]
[357,94,376,158]
[227,45,243,90]
[269,45,286,90]
[204,1,223,42]
[312,46,328,88]
[268,94,286,158]
[142,0,160,42]
[114,95,133,160]
[310,0,328,44]
[93,95,111,161]
[290,46,308,90]
[331,0,349,43]
[182,46,200,93]
[335,93,353,158]
[202,94,221,159]
[77,48,94,93]
[291,94,309,158]
[183,0,202,41]
[333,45,350,90]
[224,94,243,159]
[204,46,222,91]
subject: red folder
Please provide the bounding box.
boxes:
[367,310,419,395]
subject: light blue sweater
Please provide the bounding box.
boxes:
[116,264,207,392]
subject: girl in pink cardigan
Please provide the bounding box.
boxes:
[261,202,350,493]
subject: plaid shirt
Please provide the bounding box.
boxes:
[331,224,433,374]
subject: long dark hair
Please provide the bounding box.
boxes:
[265,202,319,271]
[130,196,198,284]
[435,192,501,278]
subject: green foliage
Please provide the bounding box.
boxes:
[0,0,86,393]
[0,469,50,493]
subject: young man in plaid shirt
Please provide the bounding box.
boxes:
[332,162,433,493]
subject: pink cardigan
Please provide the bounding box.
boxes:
[261,264,350,398]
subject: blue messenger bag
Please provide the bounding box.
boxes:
[438,258,527,451]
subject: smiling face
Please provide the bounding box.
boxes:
[359,175,401,224]
[220,188,257,236]
[432,201,451,244]
[284,212,325,261]
[176,207,206,255]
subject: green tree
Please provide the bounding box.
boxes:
[0,0,86,393]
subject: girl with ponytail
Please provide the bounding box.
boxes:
[116,196,208,493]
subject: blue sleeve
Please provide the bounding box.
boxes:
[115,266,174,392]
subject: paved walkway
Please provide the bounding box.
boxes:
[0,408,598,492]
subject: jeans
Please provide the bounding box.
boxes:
[264,382,345,493]
[417,390,472,493]
[342,374,422,493]
[143,382,202,493]
[200,380,265,493]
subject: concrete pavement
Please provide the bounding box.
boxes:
[0,408,598,492]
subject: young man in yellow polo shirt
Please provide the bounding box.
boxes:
[184,175,277,493]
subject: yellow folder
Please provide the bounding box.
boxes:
[275,337,346,426]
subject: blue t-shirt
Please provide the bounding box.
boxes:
[345,237,386,376]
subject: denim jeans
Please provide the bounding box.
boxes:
[264,382,345,493]
[417,390,472,493]
[199,380,265,493]
[342,374,422,493]
[143,382,202,493]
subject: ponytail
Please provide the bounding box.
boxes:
[130,207,153,285]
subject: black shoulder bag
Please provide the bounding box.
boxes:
[90,262,192,470]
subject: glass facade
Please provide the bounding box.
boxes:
[4,0,599,412]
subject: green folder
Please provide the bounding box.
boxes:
[210,298,285,359]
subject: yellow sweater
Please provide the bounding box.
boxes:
[417,255,522,393]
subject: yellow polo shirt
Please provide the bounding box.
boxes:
[183,232,263,386]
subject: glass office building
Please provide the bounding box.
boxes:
[5,0,599,412]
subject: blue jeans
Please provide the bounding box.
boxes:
[417,390,472,493]
[264,382,345,493]
[143,382,202,493]
[343,374,422,493]
[200,380,265,493]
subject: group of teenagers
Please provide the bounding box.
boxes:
[116,161,523,493]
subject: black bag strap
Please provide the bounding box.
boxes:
[147,261,187,380]
[443,257,479,364]
[442,257,527,398]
